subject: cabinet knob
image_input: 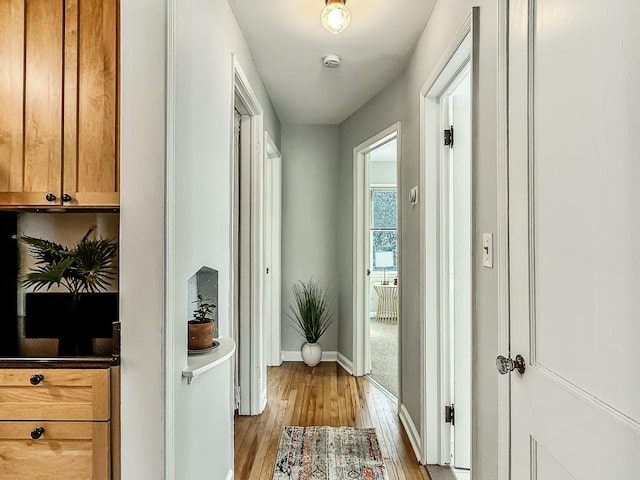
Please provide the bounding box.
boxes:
[62,193,72,203]
[45,193,57,202]
[30,427,45,440]
[29,374,44,385]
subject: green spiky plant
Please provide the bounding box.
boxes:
[289,279,333,344]
[21,227,118,301]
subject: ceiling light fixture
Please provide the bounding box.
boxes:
[321,0,351,35]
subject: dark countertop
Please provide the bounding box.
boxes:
[0,356,118,368]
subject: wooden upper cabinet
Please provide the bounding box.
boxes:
[0,0,119,209]
[64,0,119,207]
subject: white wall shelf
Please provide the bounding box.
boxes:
[182,336,236,385]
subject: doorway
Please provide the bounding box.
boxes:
[420,8,478,475]
[367,139,399,397]
[231,57,267,416]
[352,123,402,401]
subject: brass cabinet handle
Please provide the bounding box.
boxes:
[30,427,45,440]
[29,374,44,385]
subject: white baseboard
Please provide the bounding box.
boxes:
[281,350,338,362]
[225,469,233,480]
[261,388,267,412]
[399,403,423,463]
[337,352,354,375]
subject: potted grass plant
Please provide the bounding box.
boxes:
[20,227,118,356]
[289,279,333,366]
[188,294,216,351]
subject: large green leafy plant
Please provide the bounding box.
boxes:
[21,227,118,301]
[289,279,333,344]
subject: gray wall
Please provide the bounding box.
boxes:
[281,124,340,353]
[337,1,500,478]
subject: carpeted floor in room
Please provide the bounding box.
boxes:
[369,318,398,397]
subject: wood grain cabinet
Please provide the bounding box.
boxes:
[0,368,111,479]
[0,0,119,209]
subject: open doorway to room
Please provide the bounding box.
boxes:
[367,139,399,397]
[352,123,401,402]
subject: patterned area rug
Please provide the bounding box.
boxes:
[273,426,390,480]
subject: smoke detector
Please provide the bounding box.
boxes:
[323,54,341,68]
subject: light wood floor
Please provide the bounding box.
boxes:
[234,362,431,480]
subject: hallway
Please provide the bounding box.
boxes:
[234,362,430,480]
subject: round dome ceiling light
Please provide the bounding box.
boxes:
[321,0,351,35]
[323,54,342,68]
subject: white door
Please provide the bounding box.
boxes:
[448,69,472,471]
[507,1,640,478]
[264,133,282,368]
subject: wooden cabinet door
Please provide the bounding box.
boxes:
[0,368,110,421]
[0,421,110,479]
[0,0,64,207]
[62,0,119,208]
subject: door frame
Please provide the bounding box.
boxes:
[264,131,282,368]
[440,63,473,470]
[419,8,480,466]
[352,122,402,392]
[496,1,510,479]
[231,55,266,415]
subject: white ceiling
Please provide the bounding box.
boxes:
[228,0,437,125]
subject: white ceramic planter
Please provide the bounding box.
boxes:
[301,342,322,366]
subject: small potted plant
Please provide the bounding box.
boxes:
[188,295,216,351]
[20,227,118,356]
[289,279,333,366]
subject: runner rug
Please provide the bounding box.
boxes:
[272,426,390,480]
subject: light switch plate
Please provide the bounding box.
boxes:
[482,233,493,268]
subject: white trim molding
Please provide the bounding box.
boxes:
[419,8,479,466]
[399,404,422,462]
[496,1,511,479]
[164,0,177,477]
[225,469,234,480]
[281,351,339,362]
[337,353,354,375]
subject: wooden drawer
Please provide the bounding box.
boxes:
[0,369,110,421]
[0,421,110,479]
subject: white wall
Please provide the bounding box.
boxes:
[119,0,166,477]
[280,124,339,353]
[172,0,280,478]
[337,1,501,478]
[120,0,281,478]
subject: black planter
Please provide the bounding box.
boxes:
[58,300,93,356]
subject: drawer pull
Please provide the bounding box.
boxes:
[30,374,44,385]
[30,427,45,440]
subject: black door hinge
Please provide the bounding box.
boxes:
[444,126,454,148]
[445,404,455,425]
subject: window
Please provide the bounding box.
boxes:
[371,188,397,271]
